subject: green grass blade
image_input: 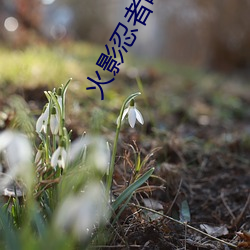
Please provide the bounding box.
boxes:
[112,167,154,211]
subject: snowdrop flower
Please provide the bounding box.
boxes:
[36,103,50,133]
[50,106,60,135]
[67,135,110,173]
[35,144,43,164]
[51,143,67,169]
[120,99,144,128]
[54,182,109,240]
[88,137,110,173]
[0,130,33,190]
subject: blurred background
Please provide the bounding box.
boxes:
[0,2,250,248]
[1,0,250,135]
[2,0,250,72]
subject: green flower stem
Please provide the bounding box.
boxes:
[63,127,70,150]
[61,78,72,127]
[44,96,53,164]
[106,92,141,196]
[52,134,56,152]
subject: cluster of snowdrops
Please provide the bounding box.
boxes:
[0,79,153,249]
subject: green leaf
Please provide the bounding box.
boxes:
[112,193,133,225]
[179,199,191,222]
[32,209,46,237]
[112,167,154,211]
[62,78,72,99]
[135,152,141,173]
[0,207,21,250]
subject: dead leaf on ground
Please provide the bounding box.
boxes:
[237,231,250,248]
[200,224,229,237]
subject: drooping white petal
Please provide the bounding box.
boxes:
[36,113,45,133]
[51,147,67,169]
[135,109,144,125]
[36,104,50,134]
[35,149,42,164]
[92,138,110,173]
[43,104,50,119]
[59,148,67,169]
[128,107,136,128]
[57,158,65,169]
[68,136,109,172]
[50,114,59,135]
[51,147,61,168]
[117,107,129,125]
[67,136,88,163]
[41,121,47,133]
[121,107,129,121]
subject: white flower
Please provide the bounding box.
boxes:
[0,130,33,190]
[54,182,109,240]
[120,100,144,128]
[88,137,110,173]
[36,104,50,133]
[50,106,60,135]
[35,149,42,164]
[35,144,43,165]
[51,145,67,169]
[67,136,110,173]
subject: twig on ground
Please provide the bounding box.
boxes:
[233,192,250,227]
[130,203,238,249]
[89,245,141,248]
[166,178,183,215]
[221,189,236,221]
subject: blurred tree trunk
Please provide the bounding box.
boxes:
[15,0,42,45]
[204,0,250,71]
[65,0,113,43]
[16,0,41,32]
[161,0,250,71]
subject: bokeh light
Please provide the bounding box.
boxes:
[41,0,55,5]
[4,17,19,32]
[50,24,67,40]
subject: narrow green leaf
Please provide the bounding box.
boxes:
[32,210,45,237]
[112,193,133,225]
[135,152,141,172]
[62,78,72,98]
[112,167,154,211]
[0,208,21,250]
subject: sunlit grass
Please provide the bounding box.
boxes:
[0,41,248,130]
[0,42,103,87]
